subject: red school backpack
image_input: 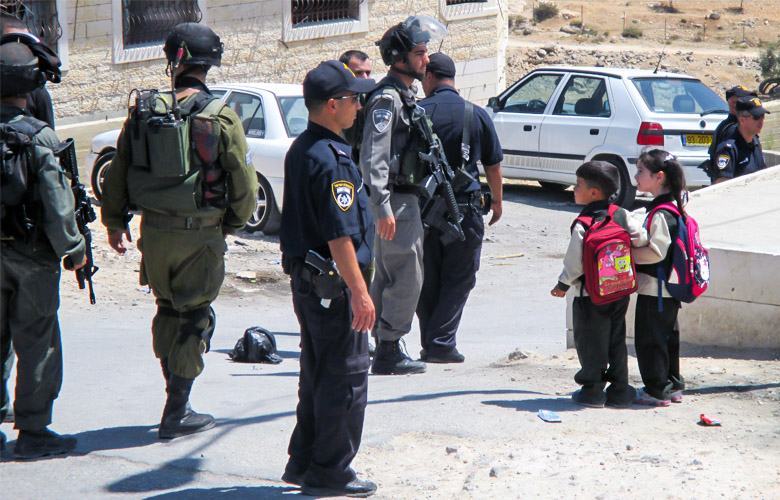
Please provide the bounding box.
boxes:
[647,203,710,307]
[571,205,638,305]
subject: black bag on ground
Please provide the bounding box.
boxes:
[230,327,283,364]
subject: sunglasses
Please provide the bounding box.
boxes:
[332,94,360,103]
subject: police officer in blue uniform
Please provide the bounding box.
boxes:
[706,85,756,182]
[711,96,769,184]
[416,53,504,363]
[280,60,377,498]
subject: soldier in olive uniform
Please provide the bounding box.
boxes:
[101,23,257,439]
[1,33,86,459]
[361,16,448,376]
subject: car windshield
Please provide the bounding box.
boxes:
[278,96,308,137]
[631,78,727,114]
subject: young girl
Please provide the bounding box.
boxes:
[631,149,687,407]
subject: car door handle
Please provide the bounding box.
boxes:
[524,125,533,131]
[590,129,599,135]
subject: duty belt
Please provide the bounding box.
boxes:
[143,212,222,230]
[456,191,484,212]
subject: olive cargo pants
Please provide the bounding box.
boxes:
[1,244,63,431]
[138,219,226,379]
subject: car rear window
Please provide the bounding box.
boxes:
[631,78,726,114]
[278,96,308,137]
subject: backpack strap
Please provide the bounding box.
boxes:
[646,202,679,312]
[3,115,48,143]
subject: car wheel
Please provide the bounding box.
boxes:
[538,181,567,192]
[244,173,281,235]
[601,157,636,208]
[91,150,115,203]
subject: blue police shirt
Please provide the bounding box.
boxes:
[280,121,374,269]
[419,85,503,195]
[712,127,766,181]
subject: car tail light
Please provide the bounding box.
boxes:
[637,122,664,146]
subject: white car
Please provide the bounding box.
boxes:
[84,83,307,234]
[485,66,728,205]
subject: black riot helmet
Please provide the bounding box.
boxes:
[163,22,223,68]
[0,32,61,97]
[377,15,447,66]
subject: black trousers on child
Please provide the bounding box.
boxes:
[572,295,634,405]
[634,295,685,401]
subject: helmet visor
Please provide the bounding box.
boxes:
[402,15,448,46]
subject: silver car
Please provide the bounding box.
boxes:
[485,66,728,205]
[84,83,307,234]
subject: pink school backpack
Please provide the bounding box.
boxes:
[572,205,638,305]
[647,203,710,308]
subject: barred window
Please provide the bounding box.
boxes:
[291,0,360,27]
[1,0,62,51]
[122,0,202,49]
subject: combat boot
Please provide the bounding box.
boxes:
[13,428,77,459]
[159,374,215,439]
[160,357,171,391]
[371,340,426,375]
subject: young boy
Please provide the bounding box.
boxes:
[550,161,644,408]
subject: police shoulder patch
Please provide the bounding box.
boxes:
[372,108,393,133]
[332,180,355,211]
[717,155,730,170]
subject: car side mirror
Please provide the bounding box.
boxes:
[487,97,500,112]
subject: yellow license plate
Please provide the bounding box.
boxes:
[684,134,712,146]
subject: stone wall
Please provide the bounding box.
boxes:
[51,0,507,121]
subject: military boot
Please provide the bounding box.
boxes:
[160,357,172,391]
[371,340,426,375]
[159,374,215,439]
[13,428,77,460]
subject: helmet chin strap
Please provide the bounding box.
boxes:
[391,61,423,81]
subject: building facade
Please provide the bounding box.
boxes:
[2,0,507,120]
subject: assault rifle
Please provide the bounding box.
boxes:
[411,106,465,246]
[55,138,98,304]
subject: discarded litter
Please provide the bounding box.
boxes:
[538,409,562,423]
[698,414,722,426]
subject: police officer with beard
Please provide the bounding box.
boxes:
[280,60,377,497]
[101,23,257,439]
[416,53,503,363]
[1,32,85,459]
[361,16,448,376]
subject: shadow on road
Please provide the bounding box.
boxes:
[143,485,295,499]
[75,424,158,453]
[686,382,780,395]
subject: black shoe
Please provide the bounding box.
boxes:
[371,341,426,375]
[13,428,77,460]
[571,389,606,408]
[159,375,215,439]
[301,478,377,498]
[0,429,6,459]
[281,470,304,486]
[419,348,427,361]
[426,350,465,364]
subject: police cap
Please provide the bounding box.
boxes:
[426,52,456,79]
[303,60,375,101]
[164,23,223,67]
[725,85,756,100]
[736,96,770,118]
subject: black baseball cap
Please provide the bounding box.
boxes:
[425,52,456,79]
[736,96,770,117]
[725,85,756,100]
[303,60,375,101]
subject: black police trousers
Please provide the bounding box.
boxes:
[1,244,63,430]
[634,295,685,401]
[572,295,634,405]
[417,206,483,357]
[285,271,370,487]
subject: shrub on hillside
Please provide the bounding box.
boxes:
[534,2,558,23]
[622,27,643,39]
[760,42,780,78]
